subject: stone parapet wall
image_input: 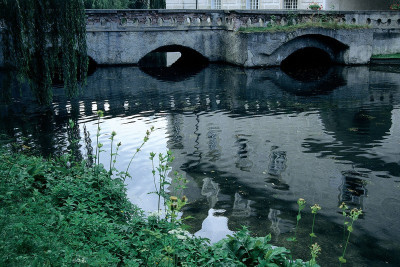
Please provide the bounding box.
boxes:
[85,9,400,32]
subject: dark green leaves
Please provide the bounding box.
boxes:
[0,0,88,104]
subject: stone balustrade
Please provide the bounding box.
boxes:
[86,9,400,32]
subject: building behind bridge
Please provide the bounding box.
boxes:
[166,0,389,11]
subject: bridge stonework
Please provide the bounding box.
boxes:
[1,10,400,67]
[85,10,400,67]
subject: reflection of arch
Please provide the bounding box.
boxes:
[271,34,349,65]
[267,66,347,96]
[138,45,208,82]
[87,56,98,76]
[138,45,208,66]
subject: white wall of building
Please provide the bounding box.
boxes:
[326,0,390,11]
[167,0,324,10]
[167,0,388,10]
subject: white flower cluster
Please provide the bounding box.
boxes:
[148,210,164,218]
[168,228,191,240]
[73,256,87,264]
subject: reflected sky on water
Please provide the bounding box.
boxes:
[1,64,400,266]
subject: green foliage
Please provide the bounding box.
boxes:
[310,204,321,243]
[339,205,362,266]
[310,243,321,266]
[149,0,165,9]
[286,12,298,26]
[84,0,148,9]
[83,0,160,9]
[239,22,369,33]
[371,53,400,59]
[287,198,306,242]
[214,227,315,266]
[0,121,311,266]
[0,147,140,265]
[0,0,88,104]
[84,0,130,9]
[150,150,175,212]
[0,143,313,266]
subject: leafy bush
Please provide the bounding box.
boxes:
[390,2,400,10]
[0,146,314,266]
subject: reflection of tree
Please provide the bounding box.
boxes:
[83,125,94,167]
[167,114,184,150]
[310,105,399,177]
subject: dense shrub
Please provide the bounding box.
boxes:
[0,147,315,266]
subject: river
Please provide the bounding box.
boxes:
[1,63,399,266]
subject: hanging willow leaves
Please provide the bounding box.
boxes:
[0,0,88,104]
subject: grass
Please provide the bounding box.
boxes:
[238,22,369,33]
[371,53,400,59]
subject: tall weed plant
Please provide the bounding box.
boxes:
[0,112,317,266]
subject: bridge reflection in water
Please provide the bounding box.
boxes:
[1,64,400,266]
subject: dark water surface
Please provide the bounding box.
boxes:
[1,64,400,266]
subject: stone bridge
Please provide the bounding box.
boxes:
[86,10,400,67]
[2,10,400,68]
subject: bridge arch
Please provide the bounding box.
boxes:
[138,45,209,82]
[138,45,208,68]
[268,34,350,66]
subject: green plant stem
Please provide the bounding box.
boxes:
[109,136,114,176]
[158,163,165,213]
[111,145,120,171]
[295,209,301,239]
[310,213,316,244]
[340,221,354,267]
[95,116,100,167]
[124,141,147,181]
[343,217,347,243]
[150,156,161,211]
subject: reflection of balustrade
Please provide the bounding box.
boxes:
[268,208,281,237]
[268,151,287,176]
[232,193,252,217]
[85,10,400,32]
[268,208,294,240]
[201,178,220,208]
[339,170,368,208]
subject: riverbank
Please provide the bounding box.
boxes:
[370,53,400,65]
[0,145,315,266]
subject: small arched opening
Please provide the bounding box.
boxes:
[138,45,208,82]
[280,47,332,82]
[275,34,349,83]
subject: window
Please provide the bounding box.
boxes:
[212,0,221,9]
[284,0,297,9]
[250,0,258,10]
[246,0,258,9]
